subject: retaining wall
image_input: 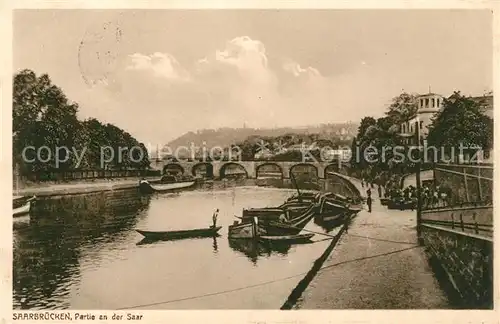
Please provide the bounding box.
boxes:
[421,224,493,309]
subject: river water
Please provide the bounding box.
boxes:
[13,185,337,310]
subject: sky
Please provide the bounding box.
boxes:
[13,9,493,145]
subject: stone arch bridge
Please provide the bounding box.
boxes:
[152,159,349,179]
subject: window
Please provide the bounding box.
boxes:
[425,98,429,107]
[420,99,424,107]
[402,124,405,133]
[437,98,440,107]
[432,98,435,107]
[420,121,423,129]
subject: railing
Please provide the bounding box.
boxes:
[426,163,493,208]
[423,200,493,211]
[422,219,493,237]
[422,199,493,238]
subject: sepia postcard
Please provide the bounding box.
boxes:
[1,1,499,323]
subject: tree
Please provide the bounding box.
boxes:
[13,70,80,172]
[356,117,376,139]
[427,92,493,161]
[349,137,359,168]
[385,92,418,124]
[13,69,151,176]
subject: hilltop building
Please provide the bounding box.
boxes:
[400,93,444,145]
[399,92,493,162]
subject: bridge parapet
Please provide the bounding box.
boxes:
[152,159,348,179]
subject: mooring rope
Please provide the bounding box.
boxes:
[115,245,419,310]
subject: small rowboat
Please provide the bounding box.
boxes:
[13,196,36,217]
[259,233,314,244]
[139,179,195,193]
[387,198,416,210]
[348,204,363,213]
[322,211,347,223]
[228,220,265,239]
[13,202,31,217]
[380,198,390,206]
[136,226,222,241]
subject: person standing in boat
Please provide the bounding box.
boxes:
[212,209,219,228]
[366,188,372,213]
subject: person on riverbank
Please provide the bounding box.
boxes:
[377,185,382,197]
[212,209,219,228]
[366,188,372,213]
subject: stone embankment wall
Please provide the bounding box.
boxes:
[421,224,493,308]
[421,163,493,309]
[32,188,150,221]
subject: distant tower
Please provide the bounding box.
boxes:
[416,90,444,138]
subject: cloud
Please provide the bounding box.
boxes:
[215,36,270,81]
[126,52,190,82]
[109,36,361,142]
[282,59,321,78]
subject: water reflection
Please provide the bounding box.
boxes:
[212,236,218,253]
[13,189,150,310]
[13,186,333,309]
[313,217,344,233]
[228,238,294,265]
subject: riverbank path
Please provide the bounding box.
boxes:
[295,177,451,309]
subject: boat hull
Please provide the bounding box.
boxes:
[316,198,348,220]
[259,204,316,235]
[380,198,390,206]
[13,196,35,217]
[322,211,347,223]
[259,233,314,244]
[136,226,222,241]
[232,203,316,238]
[139,180,195,193]
[387,199,416,210]
[13,202,31,217]
[228,221,266,239]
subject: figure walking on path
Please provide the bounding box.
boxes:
[212,209,219,228]
[377,184,382,197]
[366,188,372,213]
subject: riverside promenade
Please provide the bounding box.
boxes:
[295,178,451,309]
[15,177,161,197]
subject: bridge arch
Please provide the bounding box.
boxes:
[163,163,184,176]
[256,163,283,179]
[192,162,214,178]
[219,162,248,179]
[289,163,318,180]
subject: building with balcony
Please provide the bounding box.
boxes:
[400,93,444,145]
[399,92,493,162]
[400,93,493,145]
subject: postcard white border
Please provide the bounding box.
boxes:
[1,1,499,323]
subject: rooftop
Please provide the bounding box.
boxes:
[417,92,442,98]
